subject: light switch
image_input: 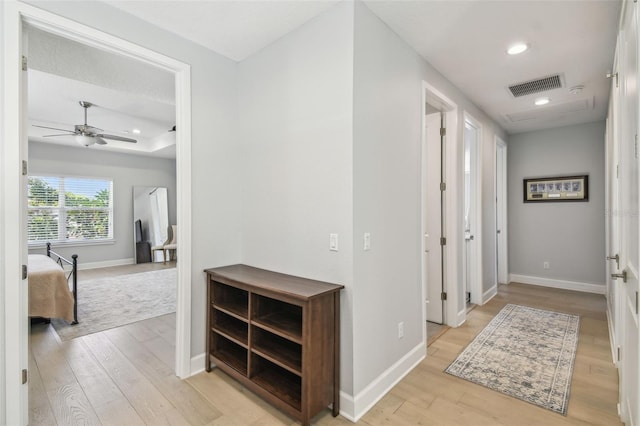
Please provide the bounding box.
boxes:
[329,233,338,251]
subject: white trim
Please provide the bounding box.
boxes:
[509,274,606,294]
[190,352,206,376]
[3,2,28,423]
[341,342,425,422]
[420,80,460,330]
[2,4,194,418]
[482,284,498,304]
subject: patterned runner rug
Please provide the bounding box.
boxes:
[445,304,579,415]
[52,268,176,341]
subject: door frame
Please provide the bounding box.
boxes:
[2,3,193,423]
[495,136,508,286]
[462,112,483,306]
[421,80,460,337]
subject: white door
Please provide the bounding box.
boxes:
[619,2,640,423]
[463,116,482,305]
[605,42,622,368]
[495,138,508,285]
[425,111,444,323]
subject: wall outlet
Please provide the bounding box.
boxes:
[329,233,338,251]
[398,321,404,339]
[363,232,371,251]
[543,261,550,270]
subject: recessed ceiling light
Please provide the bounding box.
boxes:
[132,129,141,134]
[507,43,528,55]
[535,97,550,106]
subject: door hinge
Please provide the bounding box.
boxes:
[441,292,447,301]
[440,127,446,137]
[22,264,27,280]
[617,164,620,179]
[636,291,638,315]
[440,182,446,191]
[635,134,638,159]
[607,71,619,88]
[21,369,28,384]
[617,346,621,362]
[440,237,446,246]
[21,55,27,71]
[22,160,28,176]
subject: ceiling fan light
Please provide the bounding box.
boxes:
[75,135,95,147]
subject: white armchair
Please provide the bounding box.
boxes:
[151,225,177,264]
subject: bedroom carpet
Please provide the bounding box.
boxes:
[52,267,176,341]
[445,303,580,415]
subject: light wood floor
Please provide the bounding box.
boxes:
[30,278,621,425]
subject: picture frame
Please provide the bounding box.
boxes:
[523,175,588,202]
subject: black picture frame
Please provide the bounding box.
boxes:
[523,175,589,202]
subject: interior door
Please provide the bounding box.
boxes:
[619,2,640,423]
[463,118,481,305]
[425,111,444,323]
[495,139,508,285]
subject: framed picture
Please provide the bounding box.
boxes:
[523,175,588,202]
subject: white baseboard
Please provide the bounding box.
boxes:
[455,308,466,327]
[340,342,425,422]
[509,274,606,294]
[190,352,206,376]
[482,285,498,304]
[77,258,134,271]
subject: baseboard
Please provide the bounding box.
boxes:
[482,285,498,304]
[190,352,206,376]
[340,342,425,422]
[77,258,134,271]
[509,274,606,294]
[455,308,466,327]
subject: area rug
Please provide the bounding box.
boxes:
[52,268,176,341]
[445,304,579,415]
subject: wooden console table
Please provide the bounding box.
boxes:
[204,264,343,425]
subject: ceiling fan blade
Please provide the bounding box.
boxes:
[42,133,76,137]
[33,124,75,133]
[96,134,137,143]
[95,137,108,145]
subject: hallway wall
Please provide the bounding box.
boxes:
[508,121,606,291]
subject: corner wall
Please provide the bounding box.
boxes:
[508,121,606,292]
[237,0,356,395]
[350,1,508,418]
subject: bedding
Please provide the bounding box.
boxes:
[28,254,75,322]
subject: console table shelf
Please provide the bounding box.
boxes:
[205,264,343,425]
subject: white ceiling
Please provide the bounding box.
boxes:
[29,0,621,154]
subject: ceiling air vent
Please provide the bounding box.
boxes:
[508,74,563,97]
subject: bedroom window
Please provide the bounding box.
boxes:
[28,175,114,244]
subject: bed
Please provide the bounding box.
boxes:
[28,242,78,324]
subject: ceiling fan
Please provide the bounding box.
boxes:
[33,101,137,147]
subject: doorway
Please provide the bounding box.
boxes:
[3,3,193,423]
[495,137,508,285]
[463,113,482,307]
[421,81,459,333]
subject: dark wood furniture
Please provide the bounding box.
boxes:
[136,241,152,264]
[205,264,343,425]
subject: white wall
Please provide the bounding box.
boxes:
[508,121,606,289]
[350,0,508,407]
[0,0,6,420]
[238,0,355,394]
[28,141,176,265]
[24,0,243,357]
